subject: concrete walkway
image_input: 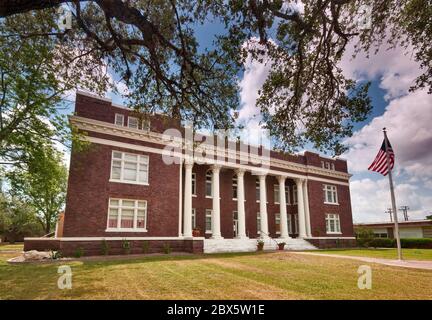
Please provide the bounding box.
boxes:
[292,252,432,271]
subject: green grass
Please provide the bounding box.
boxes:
[0,243,24,252]
[317,248,432,261]
[0,250,431,299]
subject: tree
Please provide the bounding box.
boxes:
[426,215,432,220]
[7,146,67,234]
[0,1,430,154]
[0,9,109,168]
[0,192,43,243]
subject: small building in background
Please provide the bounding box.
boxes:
[354,220,432,239]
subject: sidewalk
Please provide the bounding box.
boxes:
[292,251,432,270]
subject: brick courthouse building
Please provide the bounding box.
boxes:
[24,92,356,255]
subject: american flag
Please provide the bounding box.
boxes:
[368,137,395,176]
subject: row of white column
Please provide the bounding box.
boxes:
[183,161,311,239]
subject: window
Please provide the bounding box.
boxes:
[142,119,151,131]
[232,175,238,199]
[293,185,298,204]
[192,173,197,196]
[275,213,281,234]
[287,214,293,234]
[294,214,298,234]
[323,184,338,204]
[325,162,330,170]
[326,214,341,233]
[128,116,138,129]
[110,151,149,185]
[321,160,325,169]
[330,163,335,171]
[256,179,260,203]
[192,208,196,229]
[107,198,147,231]
[205,209,212,233]
[274,184,280,204]
[115,114,124,126]
[285,185,291,205]
[256,212,261,234]
[205,170,212,197]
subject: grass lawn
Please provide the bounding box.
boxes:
[0,243,24,252]
[317,248,432,261]
[1,246,432,300]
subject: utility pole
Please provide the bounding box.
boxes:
[385,208,393,222]
[399,206,409,221]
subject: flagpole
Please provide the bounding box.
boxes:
[383,128,402,260]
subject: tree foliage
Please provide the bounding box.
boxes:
[0,0,430,154]
[7,147,67,234]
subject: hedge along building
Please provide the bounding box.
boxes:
[24,91,356,256]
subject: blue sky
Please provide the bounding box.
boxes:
[68,15,432,224]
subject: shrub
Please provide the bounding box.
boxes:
[355,227,375,248]
[50,250,62,260]
[400,238,432,249]
[101,239,110,255]
[369,238,395,248]
[122,239,131,254]
[142,241,150,254]
[162,243,171,254]
[74,247,84,258]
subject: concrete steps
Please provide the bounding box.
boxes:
[203,237,317,253]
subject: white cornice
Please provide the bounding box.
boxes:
[70,116,351,182]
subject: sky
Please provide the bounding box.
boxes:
[63,11,432,224]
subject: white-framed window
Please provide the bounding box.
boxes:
[330,163,335,171]
[110,151,149,185]
[205,170,212,198]
[256,179,260,203]
[285,184,291,205]
[293,185,298,204]
[232,175,238,200]
[142,119,151,131]
[275,213,281,234]
[321,160,325,169]
[128,116,139,129]
[326,213,341,234]
[107,198,147,231]
[325,162,330,170]
[274,184,280,204]
[294,214,298,234]
[192,173,197,196]
[192,208,196,229]
[115,113,124,126]
[257,212,261,234]
[323,184,338,204]
[205,209,212,233]
[287,214,293,234]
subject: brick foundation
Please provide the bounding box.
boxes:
[24,238,204,257]
[306,238,356,249]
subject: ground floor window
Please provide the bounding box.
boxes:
[205,209,212,233]
[287,214,292,234]
[325,213,341,233]
[275,213,281,234]
[107,198,147,231]
[257,212,261,234]
[293,214,298,234]
[192,208,196,229]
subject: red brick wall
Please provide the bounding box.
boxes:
[64,142,180,237]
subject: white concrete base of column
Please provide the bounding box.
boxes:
[203,238,317,253]
[210,235,224,240]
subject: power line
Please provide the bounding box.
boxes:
[399,206,410,221]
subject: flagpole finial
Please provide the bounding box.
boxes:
[383,127,387,132]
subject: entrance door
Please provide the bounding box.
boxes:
[233,211,238,238]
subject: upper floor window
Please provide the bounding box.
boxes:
[115,114,124,126]
[107,198,147,231]
[232,175,238,200]
[325,162,330,170]
[205,170,212,197]
[128,116,139,129]
[293,185,298,204]
[255,178,260,203]
[192,173,197,196]
[285,184,291,205]
[142,119,151,131]
[326,213,341,233]
[111,151,149,185]
[323,184,338,204]
[274,184,280,204]
[330,163,335,171]
[321,160,325,169]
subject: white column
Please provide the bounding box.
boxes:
[302,179,312,237]
[278,176,290,239]
[235,169,247,239]
[295,178,307,238]
[211,165,223,239]
[183,161,193,238]
[258,174,269,237]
